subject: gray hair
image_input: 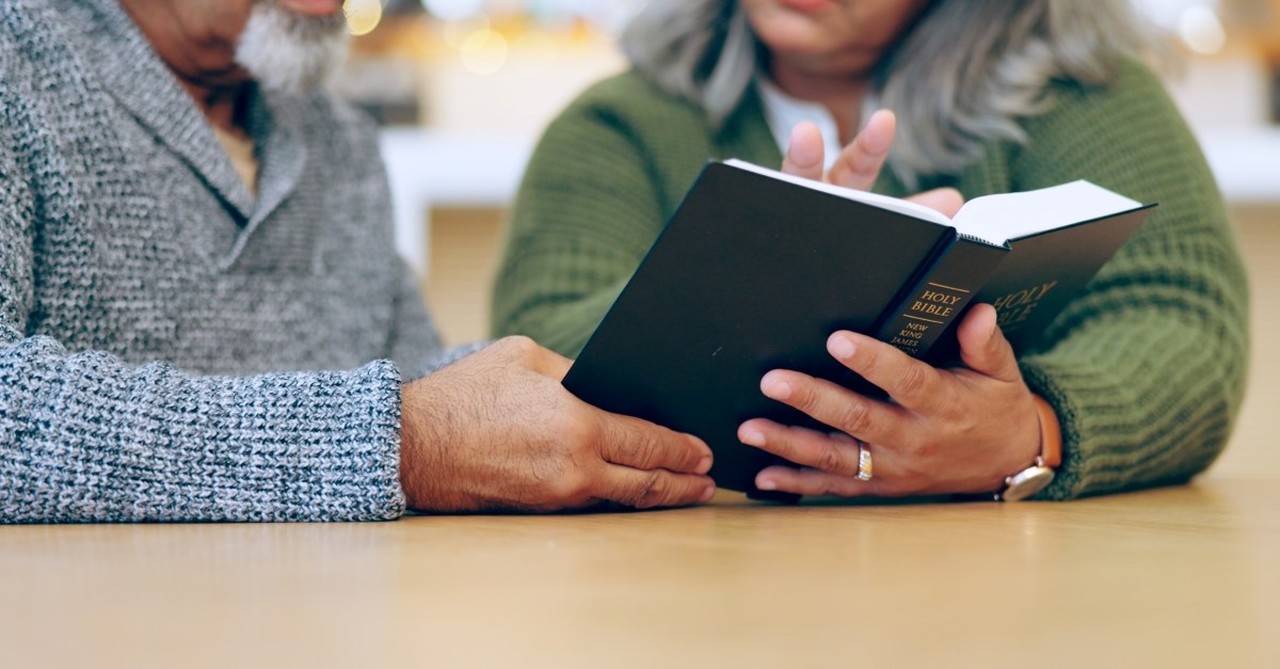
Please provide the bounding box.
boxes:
[621,0,1160,189]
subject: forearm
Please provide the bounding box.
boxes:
[492,274,627,358]
[1002,62,1251,499]
[491,186,651,357]
[0,330,406,523]
[491,89,669,358]
[1021,275,1248,499]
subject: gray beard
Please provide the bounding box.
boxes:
[234,2,350,94]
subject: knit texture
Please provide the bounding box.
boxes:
[492,64,1250,500]
[0,0,446,522]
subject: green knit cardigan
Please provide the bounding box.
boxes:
[492,62,1250,500]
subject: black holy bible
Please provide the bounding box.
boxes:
[563,159,1155,495]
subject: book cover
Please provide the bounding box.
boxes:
[563,160,1155,495]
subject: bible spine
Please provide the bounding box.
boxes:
[872,236,1007,359]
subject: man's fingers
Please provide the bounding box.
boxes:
[493,335,573,379]
[532,343,572,380]
[595,467,715,509]
[590,411,716,509]
[541,350,572,379]
[598,412,713,475]
[905,187,965,218]
[826,109,895,191]
[781,121,826,182]
[957,304,1021,382]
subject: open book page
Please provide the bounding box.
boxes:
[952,181,1143,243]
[723,159,952,227]
[723,160,1142,245]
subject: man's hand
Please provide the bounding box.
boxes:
[399,336,716,512]
[737,305,1044,497]
[781,111,964,218]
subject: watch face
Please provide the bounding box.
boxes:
[1000,467,1055,502]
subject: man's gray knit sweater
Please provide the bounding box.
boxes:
[0,0,449,522]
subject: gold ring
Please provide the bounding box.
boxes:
[856,444,873,481]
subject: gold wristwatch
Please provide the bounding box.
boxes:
[996,395,1063,502]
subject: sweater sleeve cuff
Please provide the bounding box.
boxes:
[1018,359,1083,501]
[218,358,409,522]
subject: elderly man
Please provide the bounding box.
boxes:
[0,0,715,522]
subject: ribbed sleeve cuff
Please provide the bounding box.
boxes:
[158,359,409,523]
[1017,319,1233,501]
[1,335,407,523]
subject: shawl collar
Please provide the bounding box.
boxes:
[53,0,311,267]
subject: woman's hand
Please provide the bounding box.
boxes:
[737,305,1044,497]
[781,111,964,218]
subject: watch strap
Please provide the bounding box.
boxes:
[1030,394,1062,468]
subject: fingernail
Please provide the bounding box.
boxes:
[787,124,821,166]
[829,335,856,361]
[756,478,777,491]
[740,429,765,447]
[700,486,716,503]
[696,455,713,474]
[762,375,791,400]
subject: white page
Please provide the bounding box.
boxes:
[724,160,1141,245]
[724,159,953,227]
[952,180,1142,244]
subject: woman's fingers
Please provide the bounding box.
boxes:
[757,368,912,447]
[781,121,826,182]
[826,331,947,414]
[905,187,965,218]
[826,109,895,191]
[738,419,862,476]
[956,304,1021,382]
[754,465,871,497]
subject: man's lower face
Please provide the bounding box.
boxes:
[234,0,350,93]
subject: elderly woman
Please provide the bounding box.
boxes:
[491,0,1249,501]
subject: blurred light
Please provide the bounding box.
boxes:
[442,14,492,49]
[511,28,559,66]
[1130,0,1220,30]
[459,28,509,75]
[1179,5,1226,54]
[344,0,383,36]
[582,0,645,35]
[423,0,486,21]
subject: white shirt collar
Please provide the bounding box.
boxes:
[755,76,843,171]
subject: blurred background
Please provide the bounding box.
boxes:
[337,0,638,342]
[337,0,1278,471]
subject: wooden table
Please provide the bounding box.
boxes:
[2,478,1277,669]
[3,210,1276,669]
